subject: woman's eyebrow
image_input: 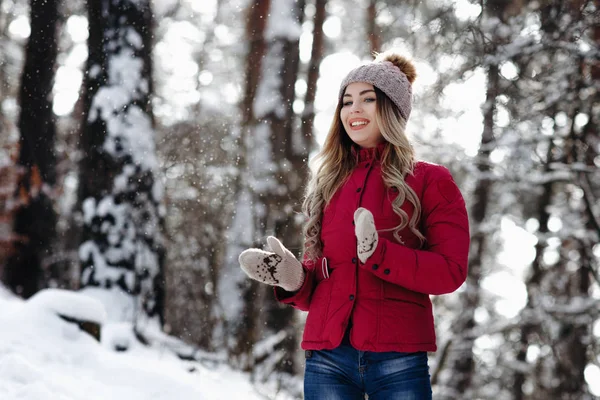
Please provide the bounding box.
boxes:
[343,89,376,97]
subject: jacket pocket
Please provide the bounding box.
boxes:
[379,283,432,345]
[382,282,427,308]
[303,279,332,342]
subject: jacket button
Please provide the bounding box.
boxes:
[372,264,379,270]
[349,295,355,301]
[384,269,390,275]
[365,163,370,168]
[352,257,357,263]
[356,188,361,193]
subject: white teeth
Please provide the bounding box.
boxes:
[351,121,368,127]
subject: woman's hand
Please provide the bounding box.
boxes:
[238,236,305,292]
[354,207,378,263]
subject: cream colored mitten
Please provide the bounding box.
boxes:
[354,207,378,263]
[238,236,305,292]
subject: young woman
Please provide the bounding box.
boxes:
[239,51,470,399]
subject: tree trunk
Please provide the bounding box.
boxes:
[260,0,307,375]
[366,0,381,55]
[241,0,270,126]
[437,63,499,399]
[0,143,19,280]
[79,0,165,327]
[3,0,58,298]
[301,0,327,145]
[219,0,271,371]
[547,47,595,400]
[513,138,554,400]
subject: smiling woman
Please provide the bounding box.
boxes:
[238,50,470,400]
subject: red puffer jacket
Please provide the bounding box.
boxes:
[275,145,470,353]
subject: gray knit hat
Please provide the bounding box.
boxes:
[338,51,416,121]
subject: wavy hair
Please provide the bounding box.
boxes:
[302,88,425,262]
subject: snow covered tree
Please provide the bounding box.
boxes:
[420,0,599,396]
[3,0,58,298]
[508,1,600,397]
[78,0,166,327]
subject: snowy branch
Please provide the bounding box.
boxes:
[133,323,226,369]
[543,297,600,317]
[577,171,600,236]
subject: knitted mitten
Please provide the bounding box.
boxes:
[238,236,305,292]
[354,207,378,263]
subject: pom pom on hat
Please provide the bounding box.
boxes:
[338,50,416,121]
[374,51,417,84]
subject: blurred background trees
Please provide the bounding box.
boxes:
[0,0,598,398]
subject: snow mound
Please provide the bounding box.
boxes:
[27,288,107,325]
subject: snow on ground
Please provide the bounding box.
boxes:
[0,286,299,400]
[0,283,16,301]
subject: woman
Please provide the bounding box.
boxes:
[239,51,470,399]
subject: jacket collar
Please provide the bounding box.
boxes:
[352,142,387,163]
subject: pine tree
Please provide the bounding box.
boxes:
[79,0,166,328]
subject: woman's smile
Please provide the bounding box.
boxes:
[348,118,370,130]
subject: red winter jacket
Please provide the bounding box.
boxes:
[275,145,470,353]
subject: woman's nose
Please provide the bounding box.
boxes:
[350,103,362,113]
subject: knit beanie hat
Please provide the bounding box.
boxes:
[338,51,416,121]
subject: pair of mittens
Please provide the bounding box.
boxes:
[239,208,377,291]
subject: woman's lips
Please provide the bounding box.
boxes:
[348,119,369,130]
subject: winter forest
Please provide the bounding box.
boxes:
[0,0,598,398]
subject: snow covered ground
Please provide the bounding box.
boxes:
[0,285,300,400]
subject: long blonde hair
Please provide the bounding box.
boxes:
[302,88,425,262]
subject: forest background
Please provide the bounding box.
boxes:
[0,0,599,399]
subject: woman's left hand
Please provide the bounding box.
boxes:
[354,207,378,263]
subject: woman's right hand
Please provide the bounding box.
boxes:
[238,236,305,292]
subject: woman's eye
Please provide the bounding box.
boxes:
[343,101,352,106]
[364,97,376,103]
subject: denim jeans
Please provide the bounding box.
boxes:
[304,343,432,400]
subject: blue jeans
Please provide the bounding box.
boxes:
[304,344,432,400]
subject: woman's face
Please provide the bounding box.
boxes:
[340,82,384,149]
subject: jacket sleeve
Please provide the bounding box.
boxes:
[273,255,318,311]
[360,166,470,295]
